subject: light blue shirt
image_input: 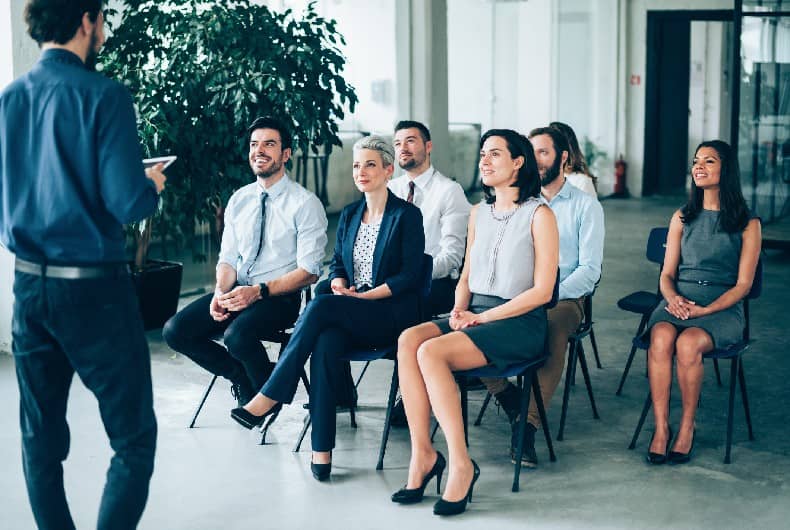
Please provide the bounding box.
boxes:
[218,175,328,285]
[544,179,605,300]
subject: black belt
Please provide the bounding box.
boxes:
[677,278,734,288]
[15,258,130,279]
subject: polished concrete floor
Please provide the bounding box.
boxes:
[1,196,789,529]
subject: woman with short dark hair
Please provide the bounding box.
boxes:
[391,129,559,516]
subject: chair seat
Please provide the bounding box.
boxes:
[457,356,548,379]
[617,291,660,314]
[340,345,397,363]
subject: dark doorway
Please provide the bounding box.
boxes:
[643,10,733,196]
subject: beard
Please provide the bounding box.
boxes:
[254,158,283,179]
[540,155,563,186]
[398,151,425,171]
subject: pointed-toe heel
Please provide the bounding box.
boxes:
[391,451,446,504]
[230,402,283,430]
[646,427,672,465]
[311,461,332,481]
[668,429,695,465]
[432,460,480,516]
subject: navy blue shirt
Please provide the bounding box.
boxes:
[0,49,159,265]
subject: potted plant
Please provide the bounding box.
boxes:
[98,0,357,329]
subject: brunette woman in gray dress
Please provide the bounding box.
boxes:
[646,140,761,465]
[391,130,559,516]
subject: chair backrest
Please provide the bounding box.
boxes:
[743,258,763,343]
[546,269,560,310]
[646,227,669,264]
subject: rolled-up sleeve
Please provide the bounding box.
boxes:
[217,196,240,270]
[433,182,470,279]
[559,199,604,300]
[96,85,159,224]
[384,206,425,296]
[295,194,328,277]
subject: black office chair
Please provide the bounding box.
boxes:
[615,227,667,396]
[628,260,762,464]
[293,254,434,471]
[188,289,312,445]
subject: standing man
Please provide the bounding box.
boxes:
[0,2,166,529]
[481,127,604,468]
[390,120,471,317]
[163,116,328,409]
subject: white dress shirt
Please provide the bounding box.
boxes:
[218,175,328,285]
[388,166,471,279]
[566,172,598,199]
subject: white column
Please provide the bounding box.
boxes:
[0,0,40,353]
[395,0,451,174]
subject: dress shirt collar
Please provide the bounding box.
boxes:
[257,174,291,200]
[544,178,573,204]
[40,48,86,68]
[404,165,436,191]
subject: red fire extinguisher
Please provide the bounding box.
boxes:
[613,154,628,197]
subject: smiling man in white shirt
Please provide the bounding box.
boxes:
[389,120,471,317]
[163,116,328,409]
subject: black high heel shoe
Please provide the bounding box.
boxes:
[311,452,332,482]
[668,429,695,465]
[230,402,283,430]
[391,451,446,504]
[646,427,673,465]
[432,460,480,516]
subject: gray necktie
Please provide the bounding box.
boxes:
[240,191,267,285]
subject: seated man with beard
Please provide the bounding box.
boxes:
[480,126,604,468]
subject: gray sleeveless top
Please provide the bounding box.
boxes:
[678,209,751,286]
[468,197,544,299]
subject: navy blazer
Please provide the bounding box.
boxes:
[329,191,425,324]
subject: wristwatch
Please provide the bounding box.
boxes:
[258,282,269,298]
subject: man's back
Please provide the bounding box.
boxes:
[0,48,158,264]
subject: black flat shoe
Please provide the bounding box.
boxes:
[668,429,695,465]
[646,427,672,465]
[391,451,446,504]
[311,454,332,481]
[432,460,480,516]
[230,402,282,430]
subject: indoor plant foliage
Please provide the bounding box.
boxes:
[99,0,357,268]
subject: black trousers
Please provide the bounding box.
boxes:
[428,276,458,318]
[12,270,156,530]
[261,293,407,452]
[163,291,301,390]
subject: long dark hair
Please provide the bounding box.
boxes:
[681,140,750,233]
[480,129,541,204]
[549,121,598,188]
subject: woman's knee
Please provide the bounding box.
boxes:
[675,333,707,368]
[416,338,447,371]
[648,323,677,360]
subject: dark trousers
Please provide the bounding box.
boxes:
[163,291,301,390]
[261,294,403,452]
[12,270,157,530]
[428,276,457,318]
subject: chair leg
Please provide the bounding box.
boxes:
[557,341,576,442]
[616,315,648,396]
[713,358,723,387]
[577,344,600,420]
[738,358,755,441]
[511,370,533,493]
[724,357,739,464]
[460,377,469,448]
[430,420,439,442]
[354,361,371,389]
[293,412,311,452]
[628,391,653,450]
[532,372,556,463]
[189,375,218,428]
[474,392,493,426]
[589,326,603,369]
[300,369,311,395]
[376,362,400,470]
